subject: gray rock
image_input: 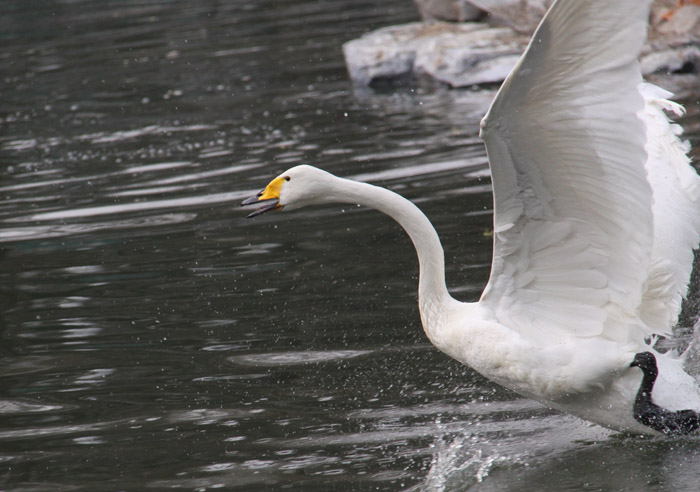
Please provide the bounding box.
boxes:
[343,22,527,88]
[656,5,700,37]
[465,0,554,33]
[413,0,484,22]
[641,46,700,75]
[343,1,700,91]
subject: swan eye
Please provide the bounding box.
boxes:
[284,176,291,181]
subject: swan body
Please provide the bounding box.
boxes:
[243,0,700,434]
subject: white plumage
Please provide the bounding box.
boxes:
[244,0,700,434]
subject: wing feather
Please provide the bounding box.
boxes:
[479,0,654,344]
[640,84,700,333]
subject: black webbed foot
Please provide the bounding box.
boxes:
[630,352,700,435]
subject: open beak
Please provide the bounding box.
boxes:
[241,193,280,218]
[241,176,286,218]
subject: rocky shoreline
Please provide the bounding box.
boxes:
[343,1,700,95]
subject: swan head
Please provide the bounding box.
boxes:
[630,351,658,375]
[242,165,335,218]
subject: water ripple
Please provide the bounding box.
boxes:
[0,212,197,243]
[11,193,249,222]
[0,399,65,414]
[228,350,374,366]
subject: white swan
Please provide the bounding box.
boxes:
[242,0,700,434]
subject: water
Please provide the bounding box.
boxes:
[2,1,700,490]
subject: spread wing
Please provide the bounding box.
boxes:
[639,84,700,333]
[479,0,654,344]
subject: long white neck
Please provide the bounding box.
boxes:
[325,175,459,342]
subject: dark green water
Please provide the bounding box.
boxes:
[2,1,700,490]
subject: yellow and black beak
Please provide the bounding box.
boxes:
[241,176,286,218]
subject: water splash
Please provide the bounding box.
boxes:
[421,432,524,491]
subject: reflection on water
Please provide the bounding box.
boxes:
[2,0,700,490]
